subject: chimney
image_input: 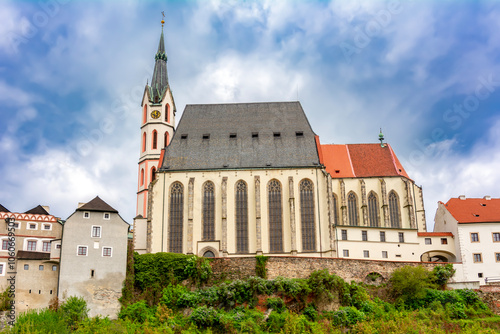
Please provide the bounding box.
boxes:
[42,206,50,214]
[484,196,491,200]
[77,202,86,208]
[459,195,466,200]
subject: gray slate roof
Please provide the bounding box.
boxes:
[24,205,49,215]
[160,102,320,171]
[0,204,9,213]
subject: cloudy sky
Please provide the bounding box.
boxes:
[1,0,499,230]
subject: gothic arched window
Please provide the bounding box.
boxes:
[142,105,147,124]
[168,182,184,253]
[235,181,248,253]
[268,179,283,253]
[152,130,158,150]
[368,192,379,227]
[202,182,215,241]
[142,132,146,152]
[332,193,339,225]
[151,167,156,182]
[347,192,358,226]
[300,179,316,252]
[164,131,169,147]
[165,104,170,123]
[140,168,144,186]
[389,191,401,228]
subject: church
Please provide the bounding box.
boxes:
[133,23,454,263]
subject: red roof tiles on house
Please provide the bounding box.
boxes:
[445,197,500,223]
[418,232,454,237]
[321,143,410,179]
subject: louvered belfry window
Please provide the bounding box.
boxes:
[202,182,215,241]
[268,179,283,253]
[332,194,339,225]
[168,182,184,253]
[300,179,316,252]
[347,192,358,226]
[368,192,379,227]
[235,181,248,253]
[389,191,401,228]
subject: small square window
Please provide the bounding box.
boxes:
[1,240,8,250]
[295,131,304,137]
[92,226,101,238]
[341,230,347,241]
[24,264,29,270]
[478,273,483,278]
[343,249,349,257]
[43,224,51,230]
[83,212,90,219]
[56,244,61,249]
[441,238,448,244]
[229,133,237,139]
[362,231,368,241]
[395,254,402,258]
[473,253,482,263]
[28,223,36,230]
[398,232,405,243]
[39,265,44,271]
[493,233,500,242]
[425,238,432,245]
[471,233,479,242]
[202,134,210,140]
[102,247,112,257]
[380,231,386,242]
[363,250,369,258]
[78,246,88,256]
[52,265,57,271]
[382,251,388,259]
[103,213,110,220]
[180,134,188,139]
[273,132,281,138]
[42,242,50,252]
[496,253,500,262]
[252,132,259,138]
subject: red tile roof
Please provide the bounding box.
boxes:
[444,197,500,223]
[418,232,454,237]
[321,143,410,179]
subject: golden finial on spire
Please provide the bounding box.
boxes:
[161,11,165,27]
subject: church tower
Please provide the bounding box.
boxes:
[136,18,176,219]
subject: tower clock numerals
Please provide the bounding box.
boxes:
[151,110,161,119]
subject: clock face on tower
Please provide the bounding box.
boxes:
[151,110,161,119]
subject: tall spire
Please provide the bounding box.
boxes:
[150,13,169,104]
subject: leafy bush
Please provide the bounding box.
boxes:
[190,305,220,328]
[432,263,456,288]
[266,297,286,313]
[302,304,318,321]
[184,256,212,284]
[59,296,89,330]
[255,255,268,278]
[8,308,68,334]
[389,265,436,307]
[329,306,365,327]
[160,283,189,309]
[118,300,155,323]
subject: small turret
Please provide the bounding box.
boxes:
[379,128,385,147]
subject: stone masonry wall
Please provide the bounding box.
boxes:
[211,256,439,283]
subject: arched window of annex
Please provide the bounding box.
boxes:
[165,104,170,123]
[152,130,158,150]
[140,168,145,186]
[268,179,283,253]
[198,246,218,258]
[202,181,215,241]
[388,191,401,228]
[367,191,379,227]
[164,131,169,147]
[300,179,316,252]
[347,191,359,226]
[235,180,248,253]
[151,167,156,183]
[142,132,147,152]
[332,193,339,225]
[142,104,147,124]
[168,182,184,253]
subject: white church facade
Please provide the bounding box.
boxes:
[133,24,456,264]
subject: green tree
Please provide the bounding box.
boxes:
[389,266,436,307]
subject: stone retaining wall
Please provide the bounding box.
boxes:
[210,256,441,283]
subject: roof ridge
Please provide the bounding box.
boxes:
[345,144,356,177]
